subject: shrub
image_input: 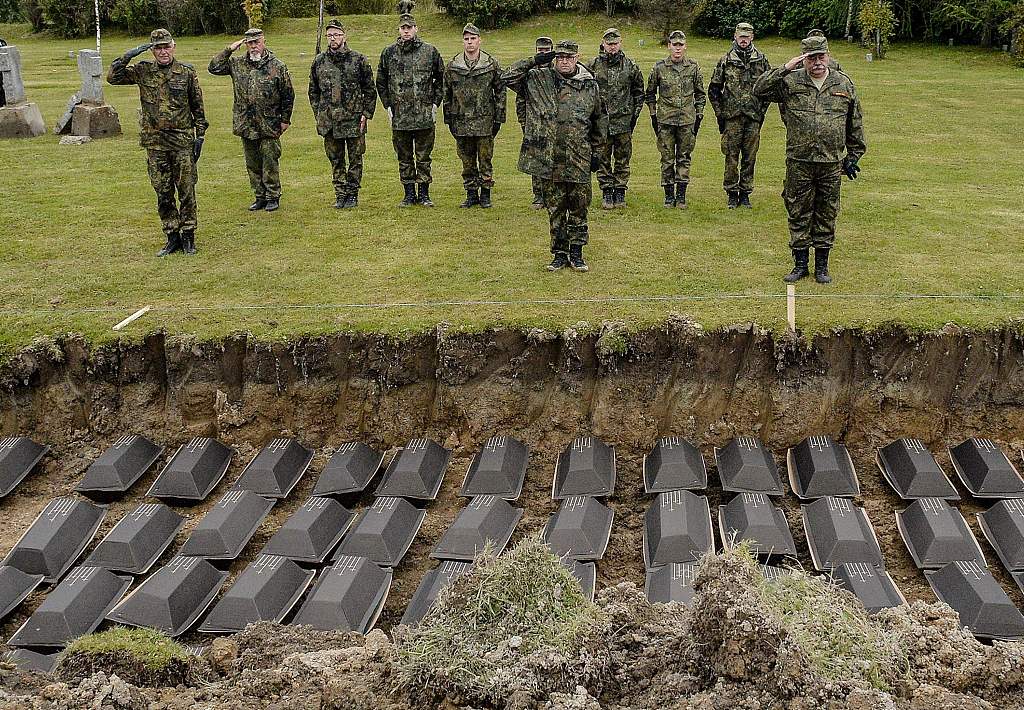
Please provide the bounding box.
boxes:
[858,0,897,55]
[639,0,710,43]
[110,0,160,36]
[779,0,850,37]
[20,0,47,31]
[692,0,782,38]
[435,0,540,29]
[42,0,94,38]
[0,0,22,22]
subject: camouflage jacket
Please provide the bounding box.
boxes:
[708,43,770,122]
[443,50,506,137]
[501,57,608,184]
[645,57,706,127]
[376,37,444,131]
[753,66,866,163]
[585,50,644,135]
[308,46,377,139]
[208,47,294,139]
[107,58,208,151]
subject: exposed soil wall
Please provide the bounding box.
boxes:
[1,320,1023,646]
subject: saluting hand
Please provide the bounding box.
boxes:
[230,39,246,51]
[784,53,810,71]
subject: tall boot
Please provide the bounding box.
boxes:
[181,230,196,255]
[344,191,358,208]
[727,191,739,209]
[531,190,544,210]
[479,187,493,209]
[399,183,417,207]
[783,248,810,282]
[459,188,479,208]
[333,194,346,209]
[739,192,752,208]
[814,248,833,284]
[156,230,182,257]
[418,183,434,207]
[601,188,614,210]
[615,188,626,208]
[663,185,675,208]
[568,243,589,272]
[676,183,688,209]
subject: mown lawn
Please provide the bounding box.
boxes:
[1,14,1022,351]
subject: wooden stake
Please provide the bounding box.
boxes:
[113,305,151,331]
[787,285,796,332]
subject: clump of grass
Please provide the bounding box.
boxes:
[56,627,200,686]
[395,536,606,704]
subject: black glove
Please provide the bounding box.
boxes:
[492,122,501,137]
[629,112,639,132]
[192,136,204,163]
[122,43,153,61]
[842,156,861,180]
[651,116,659,134]
[717,116,725,134]
[590,155,600,172]
[693,115,702,136]
[535,51,555,66]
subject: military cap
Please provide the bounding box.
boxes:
[735,22,754,37]
[668,30,686,44]
[602,27,621,40]
[536,36,553,48]
[800,35,829,54]
[149,28,174,47]
[554,39,579,56]
[243,28,264,42]
[325,19,345,31]
[399,13,416,27]
[806,28,825,38]
[463,23,480,36]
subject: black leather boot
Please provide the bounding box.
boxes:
[264,198,280,212]
[249,198,267,211]
[676,183,688,209]
[601,188,614,210]
[333,195,346,209]
[814,248,832,283]
[663,185,675,208]
[531,191,544,210]
[568,243,589,272]
[547,252,569,271]
[739,192,752,208]
[344,192,358,208]
[478,187,492,208]
[157,231,182,257]
[784,248,810,282]
[727,191,739,209]
[399,183,417,207]
[181,230,196,255]
[615,188,626,208]
[418,183,434,207]
[460,189,479,208]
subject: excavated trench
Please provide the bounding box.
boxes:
[1,320,1023,649]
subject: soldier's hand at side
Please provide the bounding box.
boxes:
[650,116,659,134]
[693,115,702,136]
[842,156,860,180]
[535,51,555,66]
[785,53,809,71]
[492,122,501,137]
[717,116,725,134]
[360,115,367,133]
[590,155,600,173]
[280,122,290,134]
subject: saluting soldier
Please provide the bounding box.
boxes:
[443,23,505,209]
[309,19,377,209]
[519,36,553,209]
[753,35,866,284]
[586,27,644,209]
[708,22,771,208]
[807,30,843,71]
[377,14,445,207]
[209,28,295,213]
[646,30,706,209]
[107,29,208,257]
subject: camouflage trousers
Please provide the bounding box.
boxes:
[597,131,633,191]
[721,116,762,194]
[783,159,843,249]
[146,149,197,237]
[242,137,282,200]
[541,179,591,254]
[392,127,435,184]
[324,134,366,197]
[656,124,696,186]
[454,135,495,189]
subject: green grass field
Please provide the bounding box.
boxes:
[1,14,1022,351]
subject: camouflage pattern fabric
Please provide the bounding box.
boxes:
[376,37,444,132]
[708,44,770,122]
[783,159,842,248]
[443,50,505,137]
[146,149,196,236]
[596,131,633,191]
[656,123,696,186]
[392,127,435,184]
[324,134,366,196]
[242,137,282,199]
[645,57,705,127]
[308,46,376,139]
[720,117,761,193]
[501,57,608,184]
[541,180,591,254]
[208,47,294,139]
[107,58,208,151]
[752,66,866,164]
[455,135,495,188]
[585,50,644,136]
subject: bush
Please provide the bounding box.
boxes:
[42,0,94,37]
[435,0,540,29]
[858,0,897,55]
[692,0,782,38]
[0,0,21,22]
[779,0,850,37]
[640,0,710,42]
[20,0,46,31]
[110,0,159,36]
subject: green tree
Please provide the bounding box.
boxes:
[858,0,897,56]
[938,0,1013,46]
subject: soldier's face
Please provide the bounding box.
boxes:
[669,41,685,61]
[399,24,417,41]
[735,34,752,48]
[463,33,480,54]
[327,30,346,51]
[803,52,829,78]
[602,40,621,54]
[152,43,175,66]
[245,37,265,56]
[554,53,578,76]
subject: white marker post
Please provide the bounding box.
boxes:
[112,305,151,331]
[94,0,100,53]
[787,285,796,332]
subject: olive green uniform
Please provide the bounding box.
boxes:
[708,43,770,195]
[208,47,295,202]
[502,57,607,255]
[646,57,706,187]
[309,45,377,200]
[107,56,208,240]
[443,50,505,190]
[376,36,444,185]
[585,50,644,192]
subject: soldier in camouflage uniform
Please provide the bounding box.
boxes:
[503,39,607,272]
[377,14,445,207]
[519,36,552,210]
[807,30,843,71]
[108,29,208,257]
[443,23,505,209]
[309,19,377,209]
[708,22,771,208]
[646,31,706,209]
[209,28,295,212]
[586,28,644,210]
[753,35,866,284]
